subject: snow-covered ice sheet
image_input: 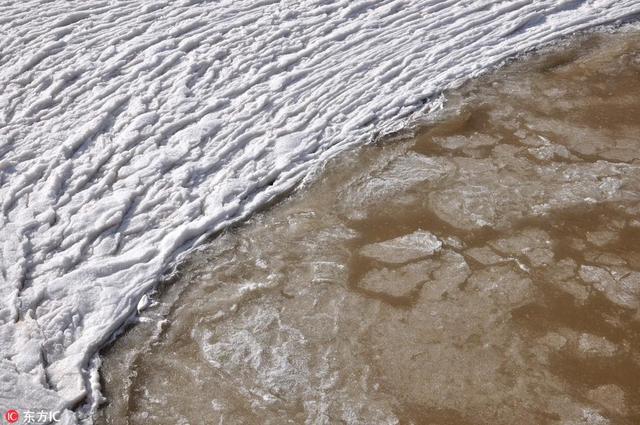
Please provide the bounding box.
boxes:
[0,0,639,421]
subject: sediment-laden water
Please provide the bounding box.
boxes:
[95,30,640,425]
[8,6,640,418]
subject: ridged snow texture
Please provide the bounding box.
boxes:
[1,0,639,421]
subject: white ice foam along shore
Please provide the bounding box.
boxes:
[0,1,639,421]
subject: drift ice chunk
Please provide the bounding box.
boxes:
[360,230,442,264]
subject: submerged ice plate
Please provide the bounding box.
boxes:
[1,1,640,421]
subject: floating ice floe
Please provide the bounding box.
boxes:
[360,230,442,264]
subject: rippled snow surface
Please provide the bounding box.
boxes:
[1,1,639,422]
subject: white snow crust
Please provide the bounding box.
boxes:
[1,1,639,421]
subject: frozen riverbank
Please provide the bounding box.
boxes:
[97,30,640,424]
[2,1,640,422]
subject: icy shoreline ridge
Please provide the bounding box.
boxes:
[1,1,639,421]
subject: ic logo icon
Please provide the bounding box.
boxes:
[4,409,19,423]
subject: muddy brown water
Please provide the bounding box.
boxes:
[95,30,640,425]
